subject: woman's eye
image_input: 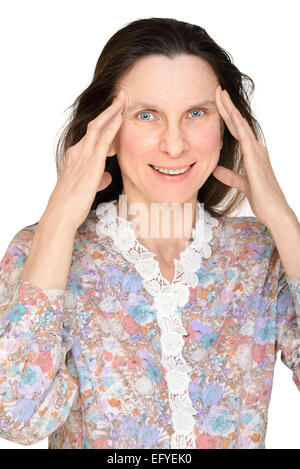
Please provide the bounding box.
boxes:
[188,109,205,118]
[136,109,205,121]
[137,111,154,121]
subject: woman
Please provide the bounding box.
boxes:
[0,17,299,449]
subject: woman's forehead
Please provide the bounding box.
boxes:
[118,54,218,91]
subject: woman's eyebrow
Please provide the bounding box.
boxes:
[126,100,216,112]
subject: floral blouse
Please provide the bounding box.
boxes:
[0,199,299,449]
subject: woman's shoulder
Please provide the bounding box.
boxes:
[215,213,276,248]
[75,209,116,257]
[9,211,103,258]
[218,213,267,231]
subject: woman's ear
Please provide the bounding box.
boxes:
[107,141,118,156]
[220,117,225,149]
[107,132,119,156]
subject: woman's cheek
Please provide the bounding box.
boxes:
[191,122,222,154]
[120,122,158,154]
[118,117,222,156]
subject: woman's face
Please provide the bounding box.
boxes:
[112,54,224,206]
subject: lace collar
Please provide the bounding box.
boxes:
[95,199,218,290]
[95,198,219,449]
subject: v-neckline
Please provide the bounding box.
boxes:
[118,202,200,285]
[94,197,219,450]
[95,199,218,287]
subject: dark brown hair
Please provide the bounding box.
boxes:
[55,17,266,218]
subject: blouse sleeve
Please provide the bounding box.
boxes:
[275,248,300,392]
[0,227,78,446]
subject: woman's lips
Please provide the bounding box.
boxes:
[149,162,196,182]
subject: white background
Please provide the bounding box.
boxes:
[0,0,299,449]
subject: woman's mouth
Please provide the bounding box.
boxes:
[148,162,196,182]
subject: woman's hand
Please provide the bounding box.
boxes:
[212,84,292,228]
[43,90,125,233]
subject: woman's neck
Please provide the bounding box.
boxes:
[116,194,198,262]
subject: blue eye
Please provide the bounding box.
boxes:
[188,109,204,118]
[137,109,205,121]
[137,111,154,121]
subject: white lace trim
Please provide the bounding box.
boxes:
[95,199,219,449]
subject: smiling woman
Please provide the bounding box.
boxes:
[109,53,226,252]
[55,17,264,220]
[1,16,299,451]
[53,19,266,265]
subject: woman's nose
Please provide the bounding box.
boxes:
[159,124,189,157]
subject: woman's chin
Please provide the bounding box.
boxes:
[146,192,198,206]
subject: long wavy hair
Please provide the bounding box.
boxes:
[54,17,266,218]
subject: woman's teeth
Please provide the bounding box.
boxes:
[152,165,191,175]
